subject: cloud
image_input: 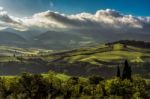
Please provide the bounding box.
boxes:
[0,8,150,34]
[0,7,24,30]
[0,7,3,10]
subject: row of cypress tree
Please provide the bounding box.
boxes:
[117,60,132,80]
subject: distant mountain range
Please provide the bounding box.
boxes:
[0,28,150,50]
[0,31,26,45]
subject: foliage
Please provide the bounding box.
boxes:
[122,60,132,80]
[0,72,149,99]
[89,75,104,85]
[116,66,120,78]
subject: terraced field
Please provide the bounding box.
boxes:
[0,43,149,77]
[45,44,150,66]
[0,46,53,62]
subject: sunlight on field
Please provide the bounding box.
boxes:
[113,44,124,50]
[56,44,150,65]
[42,73,70,81]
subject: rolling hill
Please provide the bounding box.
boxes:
[40,42,150,78]
[0,45,52,57]
[0,41,149,77]
[45,43,150,66]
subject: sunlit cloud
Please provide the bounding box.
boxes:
[0,7,150,34]
[0,6,3,10]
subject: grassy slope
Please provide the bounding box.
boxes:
[45,43,150,66]
[0,46,53,62]
[0,43,149,79]
[2,73,72,83]
[1,43,149,65]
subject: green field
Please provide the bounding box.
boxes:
[0,43,149,98]
[44,43,150,66]
[0,43,149,78]
[0,45,53,62]
[0,43,149,65]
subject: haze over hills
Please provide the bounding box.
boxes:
[0,1,150,98]
[0,31,27,46]
[0,7,150,50]
[1,28,43,40]
[0,28,150,50]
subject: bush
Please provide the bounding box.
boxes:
[109,76,149,99]
[0,72,149,98]
[89,75,104,85]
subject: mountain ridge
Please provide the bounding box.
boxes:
[0,28,150,50]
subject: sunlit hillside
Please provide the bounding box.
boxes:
[45,43,150,66]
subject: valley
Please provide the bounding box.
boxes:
[0,40,149,79]
[0,1,149,98]
[1,29,150,50]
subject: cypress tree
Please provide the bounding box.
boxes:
[122,60,132,80]
[116,66,121,78]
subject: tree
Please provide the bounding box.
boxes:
[0,78,9,98]
[68,77,79,85]
[123,44,127,48]
[89,75,104,85]
[116,66,121,78]
[16,73,49,99]
[109,79,133,98]
[122,60,132,80]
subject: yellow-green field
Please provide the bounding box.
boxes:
[0,46,53,62]
[45,44,150,66]
[0,43,150,66]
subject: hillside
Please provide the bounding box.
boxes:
[0,42,149,78]
[45,43,150,66]
[32,31,93,49]
[0,31,26,45]
[39,43,150,77]
[1,29,150,50]
[0,46,52,57]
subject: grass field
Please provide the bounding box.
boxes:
[0,45,53,62]
[44,43,150,66]
[1,43,149,65]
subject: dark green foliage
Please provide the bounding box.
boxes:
[108,40,150,49]
[0,78,8,98]
[116,66,120,78]
[10,73,50,99]
[122,60,132,80]
[109,76,149,99]
[89,75,104,85]
[0,72,149,99]
[109,79,133,98]
[67,76,79,85]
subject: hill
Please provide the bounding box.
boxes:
[107,40,150,49]
[1,29,150,50]
[0,45,52,57]
[45,43,150,66]
[32,31,95,50]
[0,41,149,78]
[39,42,149,77]
[0,31,26,45]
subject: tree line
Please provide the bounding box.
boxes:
[107,40,150,49]
[0,60,149,99]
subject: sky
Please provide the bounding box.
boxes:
[0,0,150,17]
[0,0,150,35]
